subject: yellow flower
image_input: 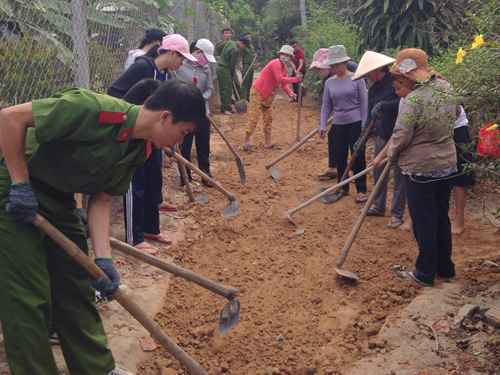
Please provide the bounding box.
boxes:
[471,34,487,50]
[456,47,466,64]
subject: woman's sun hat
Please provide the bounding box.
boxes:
[309,48,329,75]
[159,34,197,62]
[278,45,294,56]
[351,51,396,81]
[389,48,436,83]
[324,45,351,66]
[195,38,216,62]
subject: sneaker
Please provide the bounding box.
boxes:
[95,285,127,307]
[108,365,134,375]
[222,111,232,115]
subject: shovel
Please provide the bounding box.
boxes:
[335,161,393,280]
[164,147,241,217]
[232,81,247,113]
[284,158,388,225]
[170,71,246,186]
[265,116,333,179]
[109,238,240,334]
[206,115,246,186]
[32,214,209,375]
[317,120,375,203]
[178,154,209,204]
[240,55,257,84]
[296,82,302,142]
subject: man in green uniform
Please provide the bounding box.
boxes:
[214,28,242,105]
[0,79,205,375]
[238,31,257,102]
[216,37,249,115]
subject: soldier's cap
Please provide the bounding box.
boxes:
[159,34,197,62]
[145,28,166,42]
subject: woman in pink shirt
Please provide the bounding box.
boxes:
[243,45,302,151]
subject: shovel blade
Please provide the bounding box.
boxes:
[236,158,246,186]
[317,188,339,203]
[235,101,247,113]
[217,300,241,335]
[222,201,241,217]
[195,193,209,204]
[334,265,359,280]
[267,166,283,180]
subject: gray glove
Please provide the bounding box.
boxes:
[165,145,177,158]
[240,66,245,75]
[76,207,89,238]
[371,102,383,120]
[90,258,120,301]
[6,181,38,223]
[353,127,367,153]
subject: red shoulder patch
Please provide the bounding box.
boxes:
[99,111,127,124]
[118,128,132,142]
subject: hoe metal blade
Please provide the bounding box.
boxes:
[195,193,209,204]
[222,201,241,217]
[217,300,241,335]
[334,264,360,280]
[267,166,283,180]
[317,188,340,203]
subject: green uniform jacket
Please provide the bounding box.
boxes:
[218,41,240,72]
[24,88,147,196]
[238,44,255,66]
[214,41,229,58]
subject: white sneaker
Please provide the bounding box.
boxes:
[95,285,127,307]
[222,111,232,115]
[108,365,134,375]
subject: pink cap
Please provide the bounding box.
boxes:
[159,34,197,62]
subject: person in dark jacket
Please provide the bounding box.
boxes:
[108,34,197,254]
[352,51,407,229]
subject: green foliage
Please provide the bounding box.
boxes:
[0,36,73,106]
[344,0,466,53]
[88,39,125,92]
[254,16,279,64]
[263,0,301,43]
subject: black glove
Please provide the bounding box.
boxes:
[6,181,38,223]
[371,102,383,120]
[240,67,245,75]
[353,127,367,153]
[165,145,177,158]
[90,258,120,301]
[76,207,89,237]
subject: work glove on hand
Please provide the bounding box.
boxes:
[6,181,38,223]
[165,145,177,158]
[76,207,89,238]
[90,258,120,301]
[353,127,367,153]
[239,67,245,75]
[371,102,383,120]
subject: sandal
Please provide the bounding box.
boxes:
[366,207,385,217]
[387,217,403,229]
[317,170,338,180]
[144,233,173,245]
[159,202,178,211]
[135,243,159,255]
[397,270,433,287]
[355,193,368,204]
[337,190,350,200]
[243,144,252,152]
[264,144,281,150]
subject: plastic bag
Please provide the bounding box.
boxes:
[477,122,500,159]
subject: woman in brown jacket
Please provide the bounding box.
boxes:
[386,49,459,287]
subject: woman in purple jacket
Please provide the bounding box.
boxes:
[319,45,368,203]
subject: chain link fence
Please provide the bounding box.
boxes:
[0,0,228,109]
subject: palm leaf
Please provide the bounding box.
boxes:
[23,23,73,63]
[42,13,72,37]
[418,0,423,9]
[383,0,390,13]
[0,0,14,15]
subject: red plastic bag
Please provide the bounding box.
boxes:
[477,122,500,159]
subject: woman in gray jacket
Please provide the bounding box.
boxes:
[176,39,215,186]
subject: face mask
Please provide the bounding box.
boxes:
[196,53,208,66]
[319,68,330,77]
[280,55,291,63]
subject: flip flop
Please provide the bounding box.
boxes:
[355,193,368,204]
[264,144,281,150]
[337,190,350,200]
[135,243,159,255]
[317,170,338,180]
[366,207,385,217]
[159,203,178,211]
[397,270,433,287]
[387,217,403,229]
[144,233,173,245]
[243,144,252,153]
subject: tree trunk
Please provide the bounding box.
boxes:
[299,0,307,27]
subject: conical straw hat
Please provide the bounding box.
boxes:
[351,51,396,81]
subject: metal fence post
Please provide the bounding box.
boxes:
[71,0,90,89]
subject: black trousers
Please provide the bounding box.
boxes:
[179,116,211,185]
[330,122,366,194]
[406,175,454,285]
[292,70,306,102]
[124,146,162,245]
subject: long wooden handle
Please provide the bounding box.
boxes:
[232,81,241,101]
[206,114,240,159]
[32,213,209,375]
[333,120,375,194]
[265,116,333,169]
[110,238,237,300]
[241,55,257,83]
[178,156,195,203]
[164,147,235,202]
[336,162,392,267]
[296,84,302,142]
